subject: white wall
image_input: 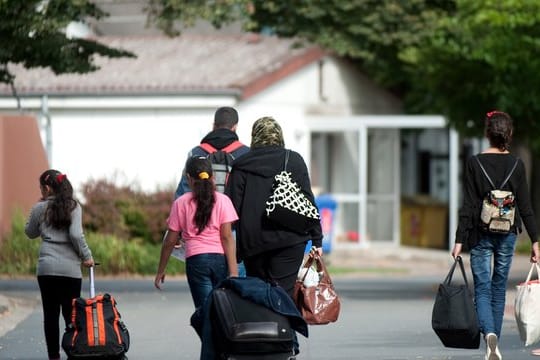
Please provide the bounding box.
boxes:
[7,55,401,197]
[48,108,224,194]
[237,55,402,175]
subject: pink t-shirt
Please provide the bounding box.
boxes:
[167,192,238,258]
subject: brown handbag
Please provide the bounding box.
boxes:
[293,250,340,325]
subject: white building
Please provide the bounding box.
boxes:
[0,34,457,251]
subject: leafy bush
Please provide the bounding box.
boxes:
[86,233,184,275]
[0,210,40,274]
[0,210,185,276]
[81,179,173,244]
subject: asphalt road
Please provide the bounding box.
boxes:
[0,276,536,360]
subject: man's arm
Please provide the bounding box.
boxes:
[174,169,190,199]
[174,147,206,198]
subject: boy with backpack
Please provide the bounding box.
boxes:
[175,107,249,198]
[173,106,249,275]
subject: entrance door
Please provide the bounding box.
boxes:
[310,128,399,247]
[366,128,399,244]
[307,115,454,251]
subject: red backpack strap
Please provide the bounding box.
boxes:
[199,142,217,154]
[221,140,243,153]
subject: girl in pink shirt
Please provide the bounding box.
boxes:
[154,156,238,309]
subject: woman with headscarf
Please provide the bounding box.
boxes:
[225,116,323,298]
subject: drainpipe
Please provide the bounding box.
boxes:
[41,95,52,165]
[318,60,328,102]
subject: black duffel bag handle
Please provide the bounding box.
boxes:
[432,255,480,349]
[444,256,469,287]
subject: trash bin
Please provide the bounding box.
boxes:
[400,195,448,249]
[306,194,337,254]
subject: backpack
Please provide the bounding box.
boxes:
[475,156,519,234]
[199,140,244,193]
[62,294,130,360]
[62,267,129,360]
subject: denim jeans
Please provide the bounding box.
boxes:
[186,253,228,309]
[470,232,517,337]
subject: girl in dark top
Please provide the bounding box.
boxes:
[452,111,539,360]
[25,169,94,360]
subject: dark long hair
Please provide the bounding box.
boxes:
[485,111,513,151]
[186,157,215,234]
[39,169,77,229]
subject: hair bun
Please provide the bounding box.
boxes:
[198,171,210,180]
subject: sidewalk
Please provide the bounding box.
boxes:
[326,244,535,323]
[327,245,453,277]
[0,294,38,338]
[326,244,534,280]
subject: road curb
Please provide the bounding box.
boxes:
[0,294,9,315]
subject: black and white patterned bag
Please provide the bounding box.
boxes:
[265,150,320,233]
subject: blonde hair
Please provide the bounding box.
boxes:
[251,116,284,148]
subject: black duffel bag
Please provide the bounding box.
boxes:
[432,256,480,349]
[211,287,295,357]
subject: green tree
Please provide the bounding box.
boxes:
[147,0,540,142]
[146,0,454,97]
[0,0,134,89]
[405,1,540,142]
[147,0,540,226]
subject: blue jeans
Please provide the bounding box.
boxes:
[186,253,228,309]
[470,232,517,337]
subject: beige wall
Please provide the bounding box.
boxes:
[0,115,48,243]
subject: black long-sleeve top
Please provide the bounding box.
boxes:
[225,146,323,260]
[455,153,538,248]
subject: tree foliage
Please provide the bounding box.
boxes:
[0,0,134,86]
[147,0,540,149]
[406,0,540,149]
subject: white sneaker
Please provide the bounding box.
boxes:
[485,333,502,360]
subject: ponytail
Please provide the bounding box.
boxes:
[185,157,215,234]
[40,169,77,229]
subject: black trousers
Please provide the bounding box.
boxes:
[243,242,306,298]
[37,275,81,359]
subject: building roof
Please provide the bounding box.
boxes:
[0,34,324,99]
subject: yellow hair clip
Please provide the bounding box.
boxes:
[198,171,210,180]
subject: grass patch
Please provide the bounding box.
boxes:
[327,266,408,275]
[516,236,533,256]
[0,210,40,274]
[0,211,184,276]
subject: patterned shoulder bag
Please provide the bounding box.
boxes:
[265,150,320,233]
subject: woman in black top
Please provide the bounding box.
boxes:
[452,111,539,360]
[226,116,323,297]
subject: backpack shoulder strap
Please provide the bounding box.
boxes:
[221,140,243,154]
[283,149,290,171]
[199,142,217,154]
[500,158,519,189]
[475,155,496,189]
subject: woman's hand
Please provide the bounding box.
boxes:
[531,242,539,263]
[451,243,462,259]
[154,272,166,290]
[309,246,323,257]
[82,258,94,267]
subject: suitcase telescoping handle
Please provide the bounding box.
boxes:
[88,263,100,298]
